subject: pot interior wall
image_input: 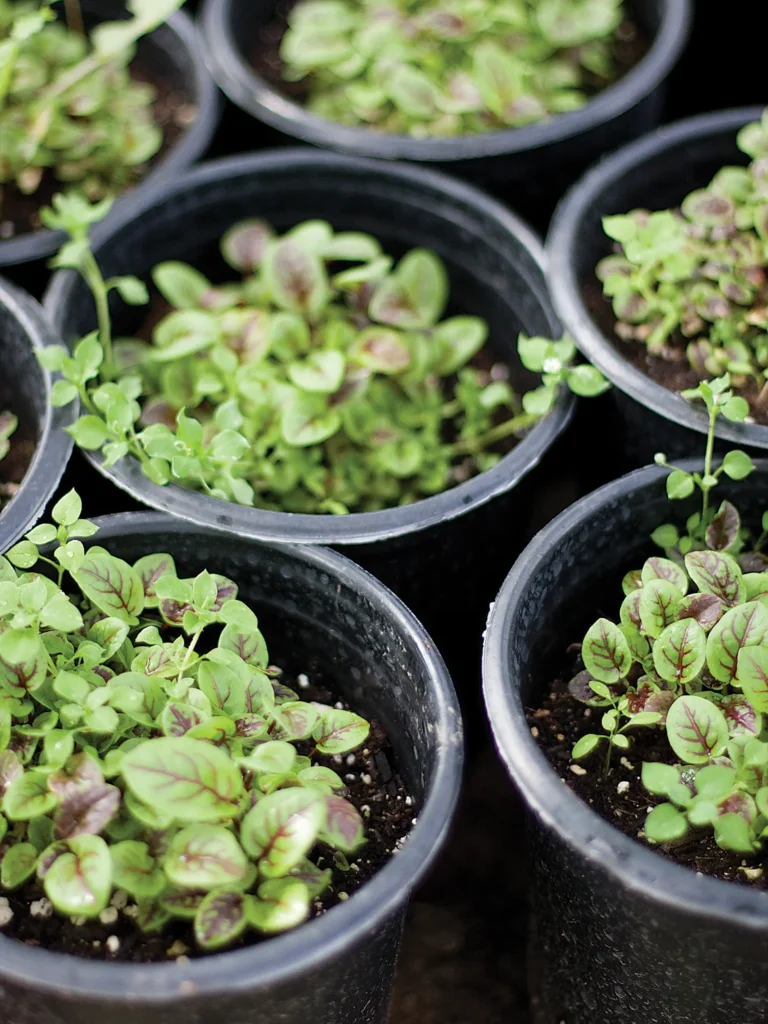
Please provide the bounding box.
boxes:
[0,299,45,450]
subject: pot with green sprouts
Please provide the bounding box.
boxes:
[484,377,768,1023]
[0,499,462,1024]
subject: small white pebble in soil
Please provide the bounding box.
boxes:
[405,796,412,806]
[411,818,418,826]
[99,907,119,926]
[361,773,372,785]
[360,805,371,815]
[337,892,349,901]
[334,701,344,710]
[0,898,14,927]
[332,755,343,765]
[617,781,630,795]
[297,673,310,688]
[740,866,763,881]
[350,862,360,872]
[344,774,356,783]
[175,955,190,966]
[123,904,139,919]
[71,916,87,927]
[362,749,370,756]
[106,936,121,954]
[167,940,189,958]
[570,765,587,776]
[530,726,540,738]
[110,890,129,910]
[620,757,635,771]
[345,754,356,765]
[92,941,101,949]
[30,898,53,919]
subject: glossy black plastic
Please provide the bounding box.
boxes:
[0,2,222,268]
[0,277,75,550]
[198,0,689,219]
[43,149,574,684]
[546,106,768,465]
[483,460,768,1024]
[0,512,463,1024]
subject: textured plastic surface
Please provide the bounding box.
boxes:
[199,0,689,216]
[483,460,768,1024]
[43,149,573,684]
[547,106,768,465]
[0,277,75,549]
[0,513,463,1024]
[0,2,221,268]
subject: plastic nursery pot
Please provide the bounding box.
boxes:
[198,0,690,223]
[0,512,463,1024]
[0,276,75,550]
[546,105,768,468]
[483,459,768,1024]
[0,0,222,270]
[43,149,574,693]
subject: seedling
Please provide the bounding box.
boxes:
[278,0,627,137]
[0,490,372,949]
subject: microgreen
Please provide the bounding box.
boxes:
[278,0,628,138]
[597,107,768,418]
[42,194,607,515]
[0,0,184,229]
[564,376,768,856]
[0,492,374,950]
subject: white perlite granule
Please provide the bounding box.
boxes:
[0,897,14,927]
[30,898,54,919]
[106,936,121,954]
[99,907,119,926]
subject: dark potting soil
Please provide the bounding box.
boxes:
[0,430,36,513]
[531,665,768,889]
[0,60,196,241]
[249,5,649,121]
[583,275,768,427]
[1,674,413,962]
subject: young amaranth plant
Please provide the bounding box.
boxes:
[596,107,768,420]
[277,0,631,138]
[567,375,768,857]
[0,0,183,231]
[39,192,608,515]
[0,489,375,952]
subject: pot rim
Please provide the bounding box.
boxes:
[483,457,768,930]
[0,277,76,550]
[546,104,768,449]
[0,511,463,998]
[198,0,691,163]
[44,147,575,546]
[0,8,222,268]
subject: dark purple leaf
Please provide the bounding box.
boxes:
[706,501,741,551]
[54,783,120,840]
[194,887,249,950]
[677,593,724,631]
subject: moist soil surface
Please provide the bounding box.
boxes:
[531,664,768,889]
[249,5,649,124]
[2,674,412,962]
[584,276,768,427]
[0,432,36,514]
[0,60,196,242]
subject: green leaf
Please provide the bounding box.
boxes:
[641,762,692,805]
[652,617,706,685]
[666,469,695,500]
[221,219,274,273]
[706,601,768,682]
[194,887,250,950]
[581,618,632,683]
[319,795,364,853]
[288,351,345,393]
[639,580,684,638]
[121,737,244,821]
[111,276,149,306]
[263,238,330,318]
[313,708,370,754]
[735,647,768,712]
[721,449,754,480]
[714,813,757,853]
[5,541,39,570]
[240,788,326,876]
[1,842,38,888]
[73,551,145,625]
[239,740,295,775]
[645,802,688,843]
[249,878,311,933]
[43,835,111,918]
[52,490,82,527]
[67,415,111,450]
[110,840,165,898]
[281,394,341,447]
[348,327,411,373]
[164,824,250,890]
[666,695,729,764]
[3,769,59,820]
[152,262,212,309]
[685,550,745,607]
[388,63,441,117]
[432,317,488,375]
[197,661,246,718]
[51,380,78,407]
[39,592,83,633]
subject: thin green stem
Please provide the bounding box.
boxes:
[82,251,113,377]
[701,404,717,525]
[449,412,538,457]
[177,628,203,682]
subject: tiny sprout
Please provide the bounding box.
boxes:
[0,492,375,951]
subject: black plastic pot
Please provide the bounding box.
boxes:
[43,149,574,692]
[0,512,462,1024]
[0,1,222,269]
[199,0,690,223]
[0,277,75,550]
[483,459,768,1024]
[546,106,768,467]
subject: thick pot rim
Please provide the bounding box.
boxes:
[0,511,463,999]
[546,104,768,450]
[482,457,768,930]
[199,0,691,163]
[0,8,222,268]
[43,147,574,546]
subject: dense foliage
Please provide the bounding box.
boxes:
[0,490,372,950]
[279,0,628,137]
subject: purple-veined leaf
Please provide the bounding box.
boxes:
[244,669,275,713]
[110,840,165,898]
[313,707,370,755]
[43,835,112,917]
[220,625,269,669]
[619,622,650,662]
[745,572,768,604]
[652,617,706,685]
[3,769,59,820]
[240,787,325,876]
[221,219,274,273]
[567,670,599,704]
[288,857,331,898]
[187,716,236,747]
[234,714,268,742]
[581,618,632,684]
[269,701,319,742]
[685,550,745,607]
[0,749,23,795]
[132,553,177,607]
[249,878,311,934]
[641,556,688,594]
[159,596,191,627]
[288,350,346,394]
[706,501,741,551]
[666,695,729,764]
[121,737,244,821]
[272,681,299,704]
[73,552,145,625]
[164,824,250,891]
[705,600,768,682]
[619,590,642,628]
[194,887,249,950]
[47,753,104,802]
[198,661,246,717]
[239,740,296,775]
[297,766,345,793]
[208,575,238,612]
[621,569,643,595]
[735,647,768,712]
[53,782,120,840]
[281,394,341,447]
[108,672,166,726]
[319,795,365,854]
[160,701,208,738]
[263,238,330,318]
[161,889,206,918]
[719,694,762,737]
[131,644,181,678]
[639,580,683,639]
[349,327,411,374]
[0,636,47,694]
[677,593,724,632]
